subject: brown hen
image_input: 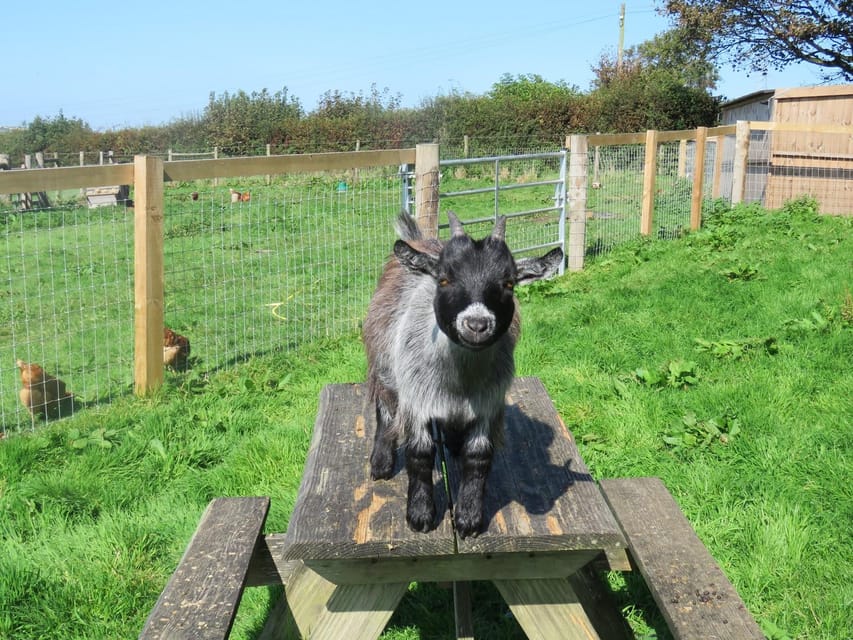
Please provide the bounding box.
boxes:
[16,359,74,422]
[164,327,191,371]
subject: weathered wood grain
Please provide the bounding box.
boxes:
[493,577,600,640]
[278,379,635,638]
[600,477,765,640]
[138,497,270,640]
[450,377,628,567]
[284,383,455,560]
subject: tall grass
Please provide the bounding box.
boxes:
[0,198,850,639]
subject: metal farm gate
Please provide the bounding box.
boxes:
[436,151,567,275]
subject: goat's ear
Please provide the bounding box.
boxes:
[394,240,440,278]
[515,248,563,285]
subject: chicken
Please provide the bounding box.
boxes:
[229,188,250,203]
[163,327,191,371]
[16,359,75,422]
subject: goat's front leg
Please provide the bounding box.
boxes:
[405,424,437,532]
[454,422,495,539]
[370,392,397,480]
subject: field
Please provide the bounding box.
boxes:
[1,195,850,639]
[1,170,404,431]
[1,151,704,433]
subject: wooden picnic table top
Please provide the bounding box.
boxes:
[283,377,628,572]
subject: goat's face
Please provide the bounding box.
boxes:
[431,233,516,348]
[394,212,563,350]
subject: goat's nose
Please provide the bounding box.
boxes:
[463,316,489,333]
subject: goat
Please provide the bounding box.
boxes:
[363,211,563,537]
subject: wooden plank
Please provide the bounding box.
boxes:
[133,155,165,396]
[641,129,658,236]
[599,478,765,640]
[245,534,298,587]
[452,378,628,568]
[162,149,416,182]
[272,562,338,639]
[773,84,853,100]
[414,143,440,237]
[731,121,751,205]
[711,137,725,199]
[280,563,407,640]
[657,129,696,143]
[139,497,270,640]
[493,577,600,640]
[588,132,646,146]
[690,126,707,231]
[284,384,455,561]
[748,120,853,135]
[568,563,634,640]
[0,163,132,194]
[567,134,588,272]
[301,549,598,585]
[453,581,474,640]
[707,124,737,137]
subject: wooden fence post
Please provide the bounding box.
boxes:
[134,155,165,395]
[641,129,659,236]
[731,120,750,205]
[690,126,708,231]
[677,138,688,178]
[567,134,588,272]
[266,143,272,185]
[415,143,440,238]
[711,137,724,198]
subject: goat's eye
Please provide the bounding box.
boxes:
[504,281,515,290]
[438,278,450,287]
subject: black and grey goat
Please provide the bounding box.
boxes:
[363,211,563,538]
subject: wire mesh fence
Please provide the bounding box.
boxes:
[2,199,135,431]
[161,170,402,368]
[585,143,646,256]
[1,167,404,433]
[2,122,851,433]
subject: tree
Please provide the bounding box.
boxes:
[592,25,719,90]
[203,88,302,154]
[661,0,853,81]
[589,28,721,132]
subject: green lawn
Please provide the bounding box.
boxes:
[0,198,850,639]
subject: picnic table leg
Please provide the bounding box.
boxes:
[568,565,633,640]
[453,581,474,640]
[282,563,408,640]
[493,578,601,640]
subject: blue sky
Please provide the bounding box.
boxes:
[2,0,826,130]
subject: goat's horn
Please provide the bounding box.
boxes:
[491,216,507,241]
[448,211,465,237]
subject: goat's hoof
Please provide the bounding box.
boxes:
[370,451,395,480]
[406,504,436,533]
[454,510,483,539]
[370,467,393,481]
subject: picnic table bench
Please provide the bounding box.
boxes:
[139,377,764,639]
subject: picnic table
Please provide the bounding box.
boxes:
[140,377,764,640]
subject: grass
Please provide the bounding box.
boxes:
[1,171,403,430]
[0,197,851,639]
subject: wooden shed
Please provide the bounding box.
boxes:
[766,85,853,214]
[721,84,853,215]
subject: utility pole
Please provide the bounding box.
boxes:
[617,3,626,73]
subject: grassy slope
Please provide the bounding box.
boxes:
[515,200,852,638]
[0,201,850,639]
